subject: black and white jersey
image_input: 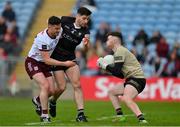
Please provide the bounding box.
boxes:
[51,16,90,61]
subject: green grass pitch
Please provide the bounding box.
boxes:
[0,97,180,126]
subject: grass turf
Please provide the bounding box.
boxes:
[0,97,180,126]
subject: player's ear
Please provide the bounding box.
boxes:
[48,24,51,29]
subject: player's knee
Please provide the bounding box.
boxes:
[73,80,80,85]
[73,83,81,90]
[49,89,56,95]
[122,96,134,106]
[74,85,81,90]
[41,82,50,92]
[72,80,81,89]
[121,95,132,104]
[57,86,66,93]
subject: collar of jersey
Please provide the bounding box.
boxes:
[73,23,81,29]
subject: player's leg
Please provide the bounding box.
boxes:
[51,70,66,101]
[32,73,51,122]
[108,84,126,121]
[32,74,55,116]
[121,84,147,123]
[47,76,56,97]
[25,57,51,121]
[65,65,87,122]
[49,70,66,117]
[108,85,124,115]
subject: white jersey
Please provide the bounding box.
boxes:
[28,29,61,61]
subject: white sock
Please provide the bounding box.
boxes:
[41,114,49,118]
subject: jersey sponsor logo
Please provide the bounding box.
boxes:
[64,25,70,29]
[62,33,78,43]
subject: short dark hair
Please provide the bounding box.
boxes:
[48,16,61,25]
[107,32,123,42]
[77,7,92,16]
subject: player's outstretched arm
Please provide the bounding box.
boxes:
[40,51,76,67]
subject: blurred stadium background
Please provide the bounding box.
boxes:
[0,0,180,125]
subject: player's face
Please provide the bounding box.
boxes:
[49,24,61,37]
[77,15,90,27]
[106,35,115,49]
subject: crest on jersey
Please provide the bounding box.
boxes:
[42,45,47,50]
[34,66,38,71]
[78,32,82,36]
[71,29,76,34]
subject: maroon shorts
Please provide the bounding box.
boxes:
[25,57,52,79]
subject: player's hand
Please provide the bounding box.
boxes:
[63,61,76,67]
[82,34,89,45]
[97,57,108,70]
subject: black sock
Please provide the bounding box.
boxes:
[36,96,40,104]
[77,109,84,116]
[116,108,123,115]
[137,114,145,120]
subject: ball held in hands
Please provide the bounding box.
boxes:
[103,55,114,65]
[97,55,114,70]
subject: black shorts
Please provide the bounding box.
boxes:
[51,65,69,71]
[51,48,79,71]
[124,77,146,93]
[51,48,76,61]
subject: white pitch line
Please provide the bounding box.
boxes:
[25,122,46,126]
[96,114,135,121]
[70,113,140,121]
[25,114,146,125]
[24,120,61,125]
[97,113,146,121]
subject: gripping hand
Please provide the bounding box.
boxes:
[97,57,108,70]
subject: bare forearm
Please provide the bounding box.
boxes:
[44,58,65,66]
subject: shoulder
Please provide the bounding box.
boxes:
[61,16,75,24]
[114,46,127,57]
[35,30,47,42]
[117,46,126,53]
